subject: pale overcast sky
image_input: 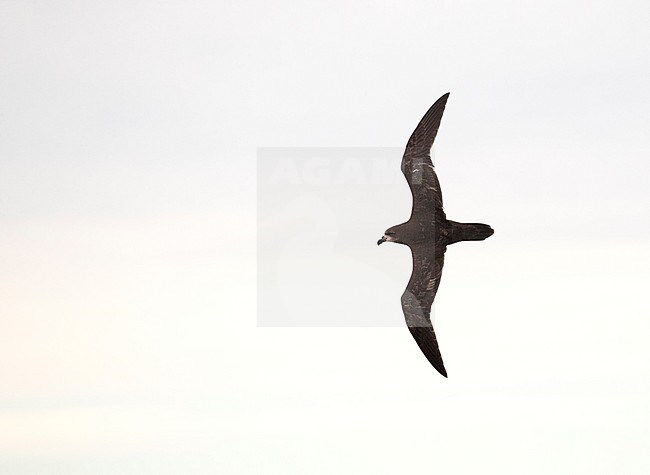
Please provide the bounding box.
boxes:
[1,1,649,473]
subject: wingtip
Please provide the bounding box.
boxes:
[434,92,450,108]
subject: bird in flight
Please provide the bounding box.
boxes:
[377,93,493,377]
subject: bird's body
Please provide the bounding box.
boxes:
[378,93,493,377]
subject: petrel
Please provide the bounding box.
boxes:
[377,93,493,377]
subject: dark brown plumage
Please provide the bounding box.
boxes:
[378,93,493,377]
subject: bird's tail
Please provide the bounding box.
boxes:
[457,222,494,241]
[445,221,494,245]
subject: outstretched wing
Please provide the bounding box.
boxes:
[401,244,447,377]
[401,93,449,216]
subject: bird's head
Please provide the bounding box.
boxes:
[377,227,400,245]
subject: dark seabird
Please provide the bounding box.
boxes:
[377,93,493,377]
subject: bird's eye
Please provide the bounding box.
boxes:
[386,231,395,235]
